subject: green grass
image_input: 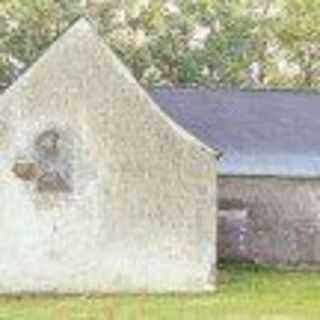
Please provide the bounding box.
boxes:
[1,262,320,320]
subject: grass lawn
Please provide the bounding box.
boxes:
[1,262,320,320]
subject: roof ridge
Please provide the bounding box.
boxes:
[150,86,320,94]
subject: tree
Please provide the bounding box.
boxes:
[0,0,319,89]
[201,1,256,86]
[276,0,320,88]
[0,0,83,87]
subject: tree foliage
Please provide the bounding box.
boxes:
[0,0,319,89]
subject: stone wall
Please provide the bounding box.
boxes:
[0,19,217,294]
[218,176,320,267]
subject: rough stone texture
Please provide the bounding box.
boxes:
[218,209,250,261]
[0,18,218,294]
[218,176,320,267]
[12,161,40,181]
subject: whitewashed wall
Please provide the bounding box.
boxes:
[0,19,217,293]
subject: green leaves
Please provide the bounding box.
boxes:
[0,0,319,89]
[275,0,320,88]
[0,0,83,86]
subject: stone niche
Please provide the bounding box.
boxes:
[12,128,73,194]
[218,198,251,261]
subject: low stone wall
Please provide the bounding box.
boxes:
[218,176,320,267]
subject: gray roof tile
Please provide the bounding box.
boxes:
[151,88,320,176]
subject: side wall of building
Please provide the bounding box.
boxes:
[218,176,320,267]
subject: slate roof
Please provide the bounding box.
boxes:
[150,88,320,177]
